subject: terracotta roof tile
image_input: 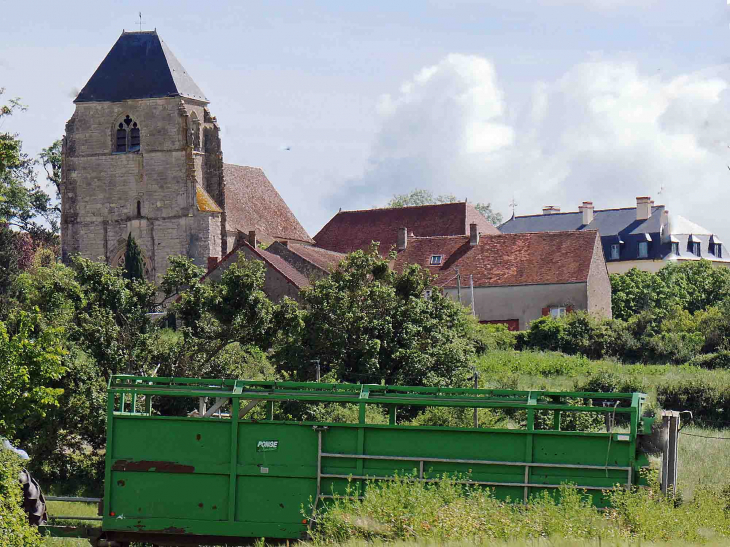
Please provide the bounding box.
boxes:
[393,231,600,287]
[224,163,313,244]
[285,243,345,272]
[313,202,500,254]
[202,240,311,290]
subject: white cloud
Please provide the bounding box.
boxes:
[331,54,730,236]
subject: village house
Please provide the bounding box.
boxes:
[313,202,499,254]
[500,197,728,274]
[204,233,345,302]
[392,225,612,330]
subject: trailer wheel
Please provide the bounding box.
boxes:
[17,469,48,526]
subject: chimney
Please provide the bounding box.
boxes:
[469,222,479,246]
[542,205,561,215]
[636,196,651,221]
[397,227,408,251]
[207,256,218,272]
[248,230,257,247]
[578,201,594,225]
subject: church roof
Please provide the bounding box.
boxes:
[75,31,207,103]
[223,164,313,244]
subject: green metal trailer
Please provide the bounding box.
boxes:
[43,375,655,545]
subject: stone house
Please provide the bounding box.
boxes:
[204,235,346,302]
[314,202,500,255]
[392,226,612,330]
[61,30,311,284]
[500,197,729,274]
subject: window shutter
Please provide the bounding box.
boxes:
[566,306,574,314]
[542,307,549,316]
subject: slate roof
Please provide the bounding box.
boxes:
[314,202,500,254]
[223,164,313,245]
[283,243,345,272]
[393,231,600,288]
[500,205,729,264]
[75,31,207,103]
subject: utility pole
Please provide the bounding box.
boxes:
[470,274,475,316]
[456,267,461,304]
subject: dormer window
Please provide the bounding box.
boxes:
[671,242,679,255]
[610,244,620,260]
[429,255,443,266]
[114,115,141,153]
[711,235,723,259]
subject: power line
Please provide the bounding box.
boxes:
[680,432,730,440]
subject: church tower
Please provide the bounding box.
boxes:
[61,30,226,282]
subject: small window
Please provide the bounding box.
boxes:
[429,255,443,266]
[671,242,679,255]
[692,242,701,257]
[610,244,620,260]
[136,200,142,217]
[423,289,432,300]
[550,307,566,319]
[717,244,723,259]
[638,241,648,258]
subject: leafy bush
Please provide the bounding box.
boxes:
[687,351,730,370]
[644,332,705,364]
[0,449,42,546]
[465,318,516,353]
[656,372,730,426]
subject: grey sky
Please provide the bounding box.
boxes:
[2,0,730,236]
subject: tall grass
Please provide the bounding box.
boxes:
[310,473,730,544]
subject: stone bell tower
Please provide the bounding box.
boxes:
[61,30,226,282]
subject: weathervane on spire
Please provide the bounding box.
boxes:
[138,12,145,32]
[509,195,518,219]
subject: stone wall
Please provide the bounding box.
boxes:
[586,234,613,319]
[61,96,224,282]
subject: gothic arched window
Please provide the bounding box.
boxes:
[114,115,141,153]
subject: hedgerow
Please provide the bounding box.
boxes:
[0,449,42,547]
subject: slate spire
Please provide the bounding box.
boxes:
[75,30,207,103]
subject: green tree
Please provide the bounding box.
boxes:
[0,311,66,439]
[0,90,57,236]
[274,247,474,386]
[39,139,62,201]
[122,233,145,281]
[386,188,503,226]
[657,260,730,313]
[159,255,278,378]
[610,268,675,321]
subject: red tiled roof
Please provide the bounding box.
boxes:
[393,231,600,287]
[224,164,313,244]
[202,240,311,289]
[313,202,500,254]
[285,243,345,272]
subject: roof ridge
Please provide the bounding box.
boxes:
[337,202,467,215]
[510,205,665,220]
